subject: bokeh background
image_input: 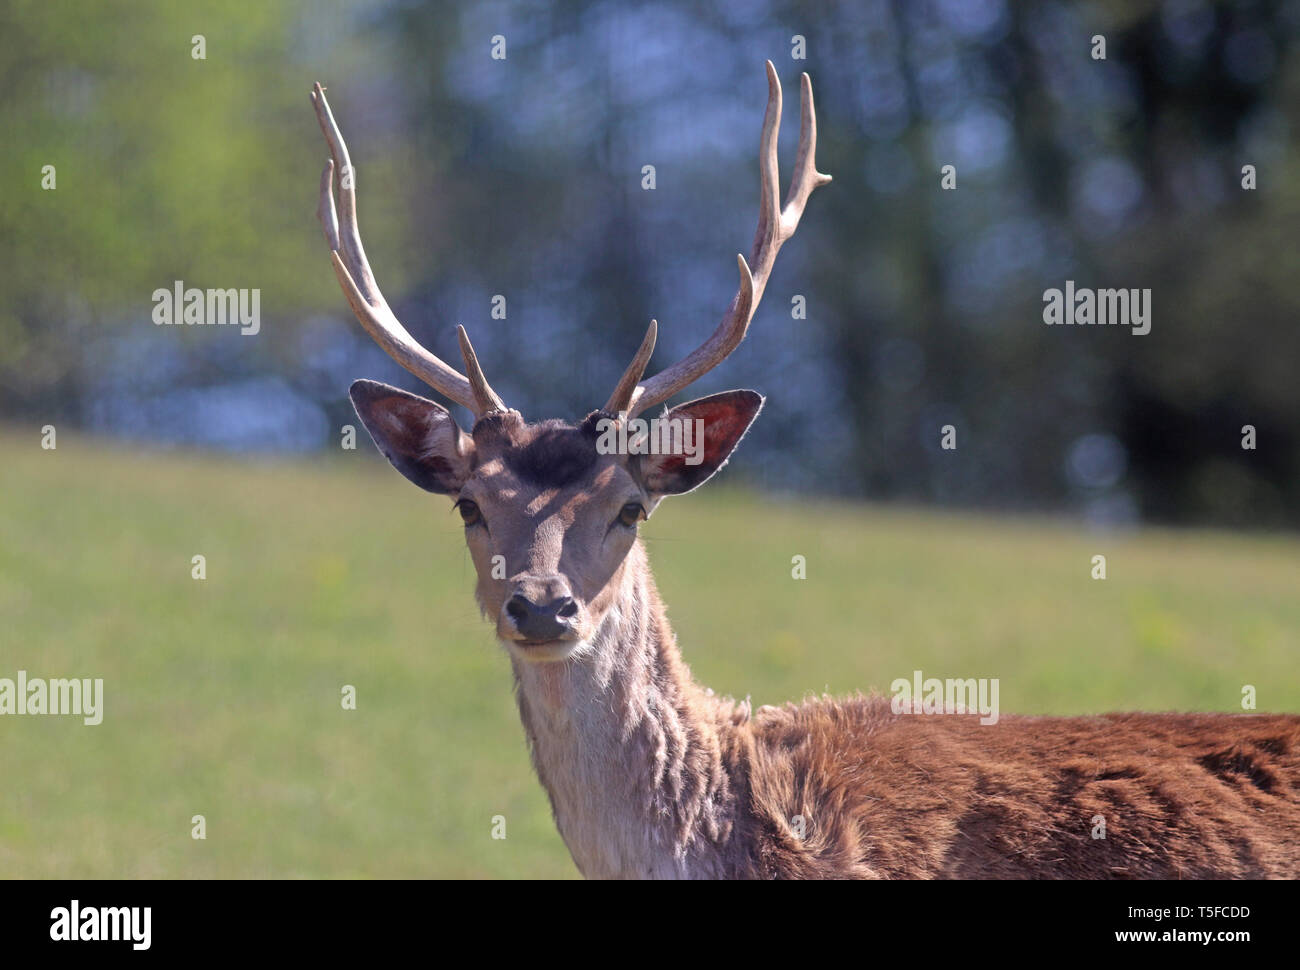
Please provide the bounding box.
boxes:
[1,0,1298,878]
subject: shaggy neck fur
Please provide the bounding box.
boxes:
[510,541,751,879]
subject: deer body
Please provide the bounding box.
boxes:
[510,535,1300,879]
[310,67,1300,879]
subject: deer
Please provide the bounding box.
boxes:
[310,65,1300,879]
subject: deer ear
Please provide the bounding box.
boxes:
[636,390,764,496]
[349,379,475,494]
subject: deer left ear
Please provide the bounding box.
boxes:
[636,390,764,496]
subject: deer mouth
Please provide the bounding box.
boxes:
[504,636,584,663]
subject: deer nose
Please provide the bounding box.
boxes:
[505,592,578,642]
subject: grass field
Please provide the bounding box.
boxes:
[1,429,1297,878]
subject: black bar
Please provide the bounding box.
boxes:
[0,878,1287,956]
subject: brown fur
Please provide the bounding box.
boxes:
[527,561,1300,879]
[744,699,1300,878]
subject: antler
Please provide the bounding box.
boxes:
[310,82,506,416]
[606,61,831,418]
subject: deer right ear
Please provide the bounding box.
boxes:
[636,389,764,497]
[349,379,475,494]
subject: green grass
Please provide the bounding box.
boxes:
[1,429,1297,878]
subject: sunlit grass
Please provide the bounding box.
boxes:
[1,429,1297,877]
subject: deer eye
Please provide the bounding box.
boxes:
[617,502,645,528]
[456,499,482,527]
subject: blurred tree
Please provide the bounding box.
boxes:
[0,0,406,425]
[2,0,1297,526]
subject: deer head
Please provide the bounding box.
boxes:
[310,64,829,665]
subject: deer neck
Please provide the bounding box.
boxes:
[509,541,748,879]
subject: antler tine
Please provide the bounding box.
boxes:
[621,62,830,419]
[311,83,496,416]
[753,59,783,284]
[784,73,834,235]
[456,325,507,414]
[604,319,658,415]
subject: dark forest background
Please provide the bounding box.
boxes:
[3,0,1298,528]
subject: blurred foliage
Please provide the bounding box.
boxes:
[0,0,410,418]
[2,0,1298,527]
